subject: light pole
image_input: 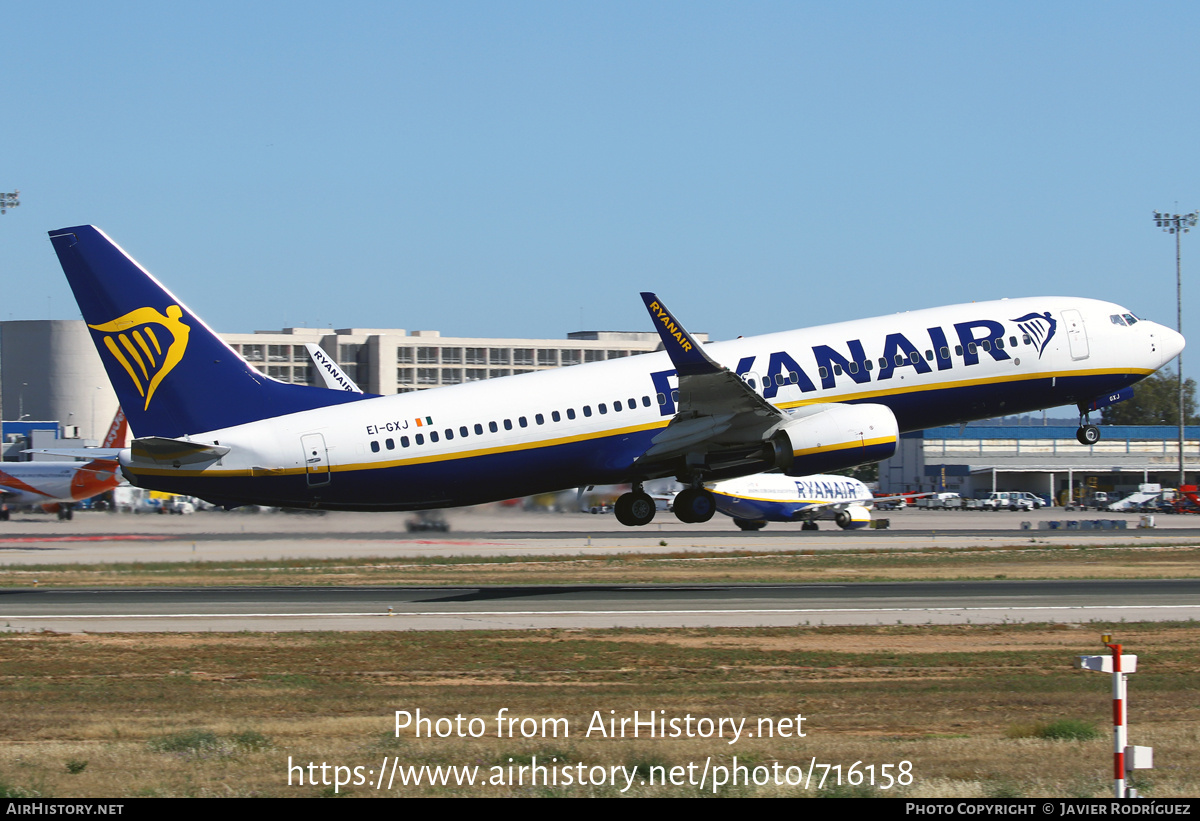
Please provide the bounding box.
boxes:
[1153,210,1197,488]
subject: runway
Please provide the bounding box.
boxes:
[2,508,1197,631]
[0,507,1198,565]
[4,578,1198,632]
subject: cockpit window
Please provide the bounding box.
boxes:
[1123,314,1138,325]
[1110,314,1127,326]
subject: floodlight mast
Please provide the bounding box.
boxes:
[1153,210,1197,488]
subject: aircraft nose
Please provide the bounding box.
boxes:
[1157,325,1186,367]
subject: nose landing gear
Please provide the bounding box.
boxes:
[1076,404,1101,445]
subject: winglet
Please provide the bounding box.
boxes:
[640,293,721,376]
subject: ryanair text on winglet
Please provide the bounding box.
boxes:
[649,301,693,353]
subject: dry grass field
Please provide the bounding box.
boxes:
[1,623,1197,798]
[2,540,1200,587]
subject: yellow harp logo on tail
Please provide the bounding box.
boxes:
[89,305,191,410]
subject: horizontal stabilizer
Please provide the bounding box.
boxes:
[22,448,124,460]
[129,437,230,468]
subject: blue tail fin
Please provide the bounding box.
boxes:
[49,226,369,438]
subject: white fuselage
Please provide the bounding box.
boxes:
[120,296,1183,510]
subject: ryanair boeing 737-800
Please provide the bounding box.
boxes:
[48,226,1183,526]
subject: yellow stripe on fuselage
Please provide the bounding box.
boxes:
[126,367,1145,479]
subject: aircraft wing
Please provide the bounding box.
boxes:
[635,293,787,469]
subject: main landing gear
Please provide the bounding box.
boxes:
[673,486,716,524]
[1076,405,1101,445]
[614,481,719,527]
[614,486,656,527]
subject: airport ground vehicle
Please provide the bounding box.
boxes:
[982,492,1037,511]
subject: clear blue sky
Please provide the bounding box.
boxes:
[4,2,1200,383]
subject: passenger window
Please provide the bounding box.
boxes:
[1022,334,1031,345]
[925,350,933,360]
[504,419,513,430]
[1009,336,1017,347]
[789,371,798,383]
[940,347,950,359]
[642,396,652,407]
[818,367,828,379]
[370,441,380,453]
[968,343,977,354]
[878,357,887,368]
[996,338,1004,349]
[401,436,410,447]
[430,431,439,443]
[614,400,623,411]
[833,365,842,376]
[628,398,636,407]
[599,403,608,415]
[460,426,468,437]
[894,354,904,365]
[671,390,679,402]
[980,340,991,352]
[445,429,454,440]
[415,434,424,445]
[566,409,575,420]
[536,413,545,425]
[848,362,858,374]
[474,423,483,435]
[519,416,528,428]
[552,411,561,422]
[489,421,498,433]
[583,405,592,417]
[955,345,963,356]
[657,393,666,405]
[864,360,873,371]
[385,438,395,450]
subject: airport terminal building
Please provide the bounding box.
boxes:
[879,425,1200,504]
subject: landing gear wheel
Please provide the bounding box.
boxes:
[1077,425,1100,445]
[673,488,716,524]
[615,491,655,527]
[801,521,819,531]
[734,518,766,531]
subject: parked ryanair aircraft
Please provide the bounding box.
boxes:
[48,226,1183,526]
[705,473,897,531]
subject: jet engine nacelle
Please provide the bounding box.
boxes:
[767,402,899,476]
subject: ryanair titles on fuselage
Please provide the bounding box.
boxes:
[794,478,863,501]
[649,309,1057,416]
